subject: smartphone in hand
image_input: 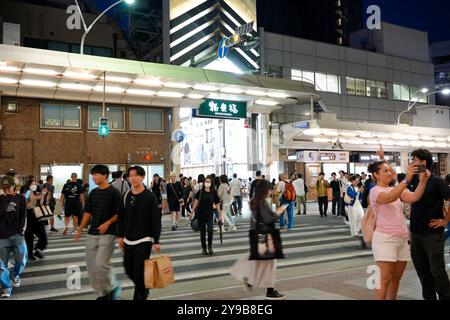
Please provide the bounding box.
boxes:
[417,165,427,173]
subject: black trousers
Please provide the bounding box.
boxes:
[339,196,347,217]
[411,232,450,300]
[317,196,328,217]
[332,192,341,215]
[181,197,191,217]
[124,242,152,300]
[25,209,48,254]
[199,218,214,250]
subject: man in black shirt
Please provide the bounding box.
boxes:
[75,165,122,300]
[118,166,162,300]
[330,173,341,216]
[0,176,27,298]
[249,170,263,199]
[61,173,85,235]
[409,149,450,300]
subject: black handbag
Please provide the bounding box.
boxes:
[249,205,284,260]
[190,218,200,232]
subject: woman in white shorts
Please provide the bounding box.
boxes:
[368,160,430,300]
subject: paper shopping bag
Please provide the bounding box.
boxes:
[144,255,175,289]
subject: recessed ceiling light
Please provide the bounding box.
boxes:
[156,91,184,98]
[221,87,244,94]
[187,93,205,99]
[64,71,97,79]
[193,84,219,91]
[0,77,18,84]
[94,85,125,93]
[126,88,156,96]
[58,83,93,91]
[20,79,56,87]
[105,75,132,83]
[164,82,191,89]
[23,67,60,76]
[255,99,278,106]
[134,77,162,87]
[246,89,266,96]
[0,65,20,72]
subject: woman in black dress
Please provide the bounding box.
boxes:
[150,174,162,216]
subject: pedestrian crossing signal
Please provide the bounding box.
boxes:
[99,117,109,136]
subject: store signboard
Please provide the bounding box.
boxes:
[297,151,349,163]
[198,99,247,119]
[292,121,310,129]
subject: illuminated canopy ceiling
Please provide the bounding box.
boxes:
[0,45,319,112]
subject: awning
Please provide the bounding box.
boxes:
[0,45,320,112]
[280,119,450,153]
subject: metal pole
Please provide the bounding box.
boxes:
[310,95,314,120]
[102,72,106,116]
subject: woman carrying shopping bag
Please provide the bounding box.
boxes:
[345,175,364,239]
[230,179,287,300]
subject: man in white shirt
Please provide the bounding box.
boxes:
[293,173,307,215]
[338,170,349,219]
[111,171,130,197]
[230,174,243,216]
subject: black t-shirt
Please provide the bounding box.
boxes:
[151,182,162,202]
[0,194,27,239]
[195,189,220,220]
[330,180,340,194]
[84,185,122,236]
[409,174,450,235]
[62,182,85,207]
[119,189,161,244]
[167,181,182,203]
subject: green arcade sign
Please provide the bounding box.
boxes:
[198,99,247,119]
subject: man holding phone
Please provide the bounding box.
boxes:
[408,149,450,300]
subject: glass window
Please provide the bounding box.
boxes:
[88,106,125,130]
[130,108,164,132]
[130,108,147,131]
[346,77,356,95]
[355,78,366,96]
[394,84,410,101]
[206,129,213,143]
[41,104,81,129]
[92,47,113,57]
[315,73,327,92]
[410,86,428,103]
[326,74,340,93]
[366,80,386,99]
[147,110,163,131]
[302,71,315,84]
[48,41,69,52]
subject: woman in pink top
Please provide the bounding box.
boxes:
[368,160,429,300]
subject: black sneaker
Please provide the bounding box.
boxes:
[34,249,44,260]
[266,290,286,300]
[171,225,176,231]
[50,227,58,232]
[202,249,208,256]
[208,247,214,256]
[28,255,37,261]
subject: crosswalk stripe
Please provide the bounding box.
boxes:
[9,218,369,300]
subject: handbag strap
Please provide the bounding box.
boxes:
[169,183,181,201]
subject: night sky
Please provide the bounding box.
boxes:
[363,0,450,42]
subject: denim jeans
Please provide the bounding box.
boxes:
[0,234,28,290]
[279,197,294,230]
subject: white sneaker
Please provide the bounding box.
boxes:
[1,288,12,298]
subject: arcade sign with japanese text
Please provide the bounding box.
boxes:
[296,151,349,163]
[198,99,247,119]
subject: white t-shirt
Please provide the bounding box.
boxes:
[230,178,242,196]
[276,180,286,194]
[293,178,305,196]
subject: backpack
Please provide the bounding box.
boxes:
[283,182,296,202]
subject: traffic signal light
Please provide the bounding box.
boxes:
[99,117,109,136]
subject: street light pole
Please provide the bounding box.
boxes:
[74,0,134,55]
[396,88,450,125]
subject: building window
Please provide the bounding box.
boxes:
[367,80,387,99]
[347,77,387,98]
[205,128,213,143]
[41,103,81,129]
[88,106,125,130]
[292,69,340,93]
[130,108,164,132]
[393,84,428,103]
